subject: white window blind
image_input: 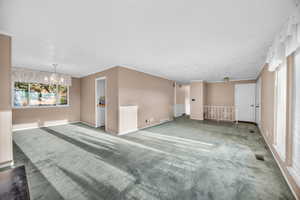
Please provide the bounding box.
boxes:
[274,60,287,161]
[289,50,300,186]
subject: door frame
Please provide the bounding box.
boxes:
[95,77,107,130]
[256,77,262,127]
[234,83,256,122]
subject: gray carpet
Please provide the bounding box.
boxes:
[13,117,295,200]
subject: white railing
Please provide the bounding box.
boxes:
[204,105,237,122]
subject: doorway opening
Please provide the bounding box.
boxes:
[95,77,107,129]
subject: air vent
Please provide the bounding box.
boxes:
[255,154,265,161]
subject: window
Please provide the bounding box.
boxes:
[14,82,29,107]
[289,50,300,186]
[57,85,68,105]
[274,60,287,161]
[13,82,69,108]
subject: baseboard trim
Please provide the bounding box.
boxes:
[259,127,299,200]
[118,129,138,136]
[13,121,80,131]
[118,119,173,136]
[78,121,96,128]
[288,167,300,188]
[0,160,14,169]
[238,120,257,125]
[139,119,173,130]
[118,119,173,135]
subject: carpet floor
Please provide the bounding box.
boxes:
[13,117,295,200]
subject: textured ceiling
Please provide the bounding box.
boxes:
[0,0,296,82]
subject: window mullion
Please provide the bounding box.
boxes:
[28,83,31,106]
[56,85,59,106]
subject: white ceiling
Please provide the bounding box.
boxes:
[0,0,296,82]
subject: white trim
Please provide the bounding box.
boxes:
[0,161,14,169]
[174,82,177,117]
[79,121,96,128]
[95,77,107,130]
[273,63,287,160]
[12,119,172,133]
[12,121,80,131]
[273,144,286,162]
[139,119,173,130]
[0,30,13,36]
[118,129,138,136]
[118,118,173,136]
[288,167,300,187]
[289,48,300,189]
[255,77,262,127]
[12,105,70,109]
[259,127,299,200]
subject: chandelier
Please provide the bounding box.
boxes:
[44,64,64,85]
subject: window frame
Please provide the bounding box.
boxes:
[273,60,288,161]
[12,82,70,109]
[288,49,300,186]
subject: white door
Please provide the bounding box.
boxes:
[235,83,256,122]
[255,78,261,127]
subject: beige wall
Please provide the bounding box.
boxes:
[175,84,186,105]
[260,65,275,143]
[0,35,11,111]
[118,67,174,129]
[0,34,13,166]
[80,66,174,133]
[80,67,119,134]
[205,82,234,106]
[205,80,256,106]
[259,58,300,199]
[190,81,205,120]
[12,78,81,130]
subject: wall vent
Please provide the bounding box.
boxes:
[255,154,265,161]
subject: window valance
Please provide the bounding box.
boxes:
[12,67,72,86]
[267,7,300,71]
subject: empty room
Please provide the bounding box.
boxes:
[1,0,300,200]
